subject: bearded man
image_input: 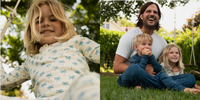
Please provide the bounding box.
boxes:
[114,2,167,88]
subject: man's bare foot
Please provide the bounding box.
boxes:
[135,86,142,90]
[184,88,200,94]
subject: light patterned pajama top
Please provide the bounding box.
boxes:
[1,35,100,98]
[160,62,184,76]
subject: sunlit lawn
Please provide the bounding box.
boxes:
[100,76,200,100]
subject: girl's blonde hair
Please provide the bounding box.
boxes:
[24,0,77,55]
[133,33,153,47]
[159,44,184,69]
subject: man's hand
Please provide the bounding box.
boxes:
[145,64,156,76]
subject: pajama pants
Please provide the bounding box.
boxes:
[117,64,196,91]
[0,72,100,100]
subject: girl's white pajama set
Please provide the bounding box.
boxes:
[0,35,100,100]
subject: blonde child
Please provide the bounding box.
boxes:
[159,44,200,90]
[1,0,100,100]
[117,34,200,94]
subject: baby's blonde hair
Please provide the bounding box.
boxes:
[159,44,184,69]
[24,0,77,55]
[133,33,153,47]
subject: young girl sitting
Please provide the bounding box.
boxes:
[159,44,200,90]
[117,33,200,94]
[1,0,100,100]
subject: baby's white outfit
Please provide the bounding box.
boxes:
[1,35,100,100]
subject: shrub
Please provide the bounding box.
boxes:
[100,28,125,70]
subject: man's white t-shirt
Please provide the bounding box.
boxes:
[116,27,167,65]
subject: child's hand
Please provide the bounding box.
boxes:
[148,52,152,57]
[172,67,179,72]
[142,48,151,55]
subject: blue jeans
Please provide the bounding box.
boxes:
[117,64,196,91]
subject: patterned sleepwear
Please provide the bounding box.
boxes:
[160,62,184,76]
[0,35,100,100]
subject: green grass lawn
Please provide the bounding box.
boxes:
[101,76,200,100]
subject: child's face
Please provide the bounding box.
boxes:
[36,4,63,45]
[168,47,180,64]
[134,40,152,56]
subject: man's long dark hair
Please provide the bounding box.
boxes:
[136,2,161,31]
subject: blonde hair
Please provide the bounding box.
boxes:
[24,0,77,55]
[159,44,184,69]
[133,33,153,47]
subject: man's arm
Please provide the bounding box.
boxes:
[113,54,129,74]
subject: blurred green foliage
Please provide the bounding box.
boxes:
[120,19,135,27]
[100,28,125,71]
[100,0,191,25]
[182,10,200,31]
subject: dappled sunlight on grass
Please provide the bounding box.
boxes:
[100,66,114,73]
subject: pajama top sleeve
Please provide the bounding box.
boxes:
[76,36,100,64]
[130,53,148,70]
[130,54,162,73]
[161,62,175,76]
[1,62,30,90]
[148,55,162,73]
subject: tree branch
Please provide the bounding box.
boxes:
[1,1,29,10]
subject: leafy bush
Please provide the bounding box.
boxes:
[100,28,125,71]
[174,26,200,79]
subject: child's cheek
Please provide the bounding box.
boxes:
[36,24,39,31]
[141,48,144,51]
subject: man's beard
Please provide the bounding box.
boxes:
[142,15,158,29]
[143,20,158,30]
